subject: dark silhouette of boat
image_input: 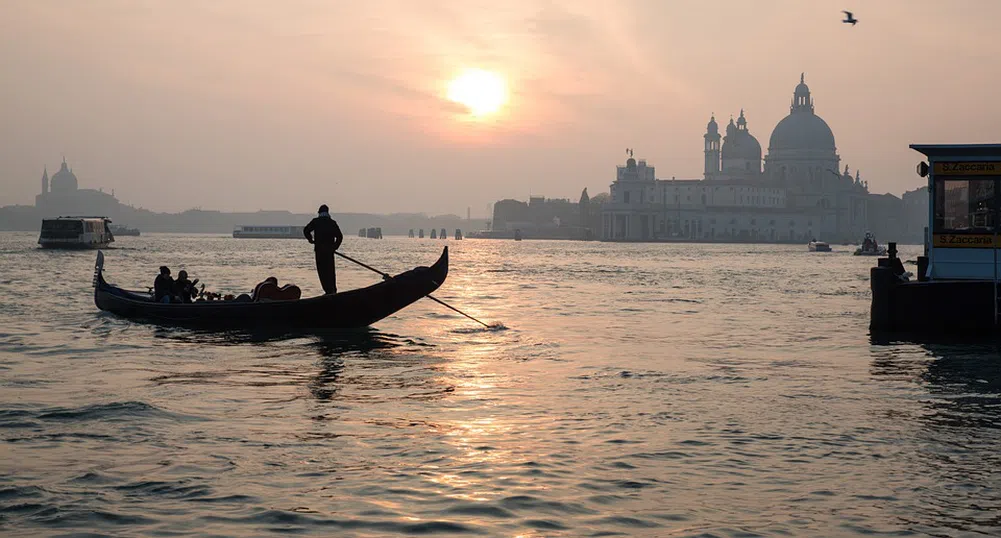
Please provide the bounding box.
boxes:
[92,248,448,329]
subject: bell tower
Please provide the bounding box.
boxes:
[704,114,721,179]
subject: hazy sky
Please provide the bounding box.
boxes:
[2,0,999,216]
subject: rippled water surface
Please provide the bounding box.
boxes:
[1,232,999,537]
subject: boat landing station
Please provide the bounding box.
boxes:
[870,144,1001,334]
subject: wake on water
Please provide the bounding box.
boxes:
[451,323,508,334]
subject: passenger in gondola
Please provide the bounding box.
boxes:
[173,270,199,303]
[153,266,174,303]
[252,277,278,301]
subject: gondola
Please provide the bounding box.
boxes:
[93,248,448,329]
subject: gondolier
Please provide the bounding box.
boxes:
[303,204,344,294]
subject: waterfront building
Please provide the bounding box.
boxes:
[601,75,871,243]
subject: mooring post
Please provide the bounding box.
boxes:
[994,227,998,327]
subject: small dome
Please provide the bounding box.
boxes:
[722,131,762,162]
[721,110,762,162]
[706,114,718,134]
[626,157,637,169]
[49,159,78,193]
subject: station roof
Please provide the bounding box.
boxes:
[910,144,1001,159]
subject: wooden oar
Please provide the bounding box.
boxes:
[334,251,492,328]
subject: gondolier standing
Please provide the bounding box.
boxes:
[304,204,343,294]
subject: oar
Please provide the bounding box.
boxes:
[334,251,492,328]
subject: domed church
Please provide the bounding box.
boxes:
[35,158,121,218]
[762,74,868,240]
[700,73,868,240]
[603,74,871,243]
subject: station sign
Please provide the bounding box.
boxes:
[933,162,1001,176]
[933,234,999,248]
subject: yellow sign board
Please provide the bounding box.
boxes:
[933,234,999,248]
[934,162,1001,176]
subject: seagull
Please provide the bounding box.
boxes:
[842,10,857,26]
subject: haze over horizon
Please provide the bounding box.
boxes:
[2,0,999,216]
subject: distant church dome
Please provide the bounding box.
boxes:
[50,158,78,193]
[721,110,762,162]
[768,74,836,152]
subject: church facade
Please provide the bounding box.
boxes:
[601,75,870,243]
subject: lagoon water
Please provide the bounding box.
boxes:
[0,232,999,537]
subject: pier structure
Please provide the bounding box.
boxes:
[870,144,1001,334]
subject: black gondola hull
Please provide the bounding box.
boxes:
[94,248,448,329]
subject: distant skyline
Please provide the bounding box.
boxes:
[2,0,999,216]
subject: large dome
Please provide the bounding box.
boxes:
[50,159,78,193]
[767,74,836,152]
[768,112,836,151]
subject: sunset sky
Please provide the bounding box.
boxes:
[1,0,999,216]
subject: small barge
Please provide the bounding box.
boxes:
[233,225,305,239]
[109,224,140,236]
[870,144,1001,335]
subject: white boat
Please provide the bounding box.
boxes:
[233,225,305,239]
[38,216,115,249]
[854,231,887,256]
[808,240,832,252]
[109,224,140,236]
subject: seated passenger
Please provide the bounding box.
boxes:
[252,277,279,301]
[173,270,200,304]
[252,277,301,302]
[153,266,174,303]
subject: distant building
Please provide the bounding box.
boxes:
[601,74,903,243]
[901,186,929,244]
[35,159,120,217]
[491,196,579,232]
[865,193,904,243]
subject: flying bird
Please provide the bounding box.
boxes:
[842,11,857,26]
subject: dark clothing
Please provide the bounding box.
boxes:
[154,274,174,302]
[174,278,196,303]
[304,216,343,252]
[305,215,343,294]
[315,250,336,294]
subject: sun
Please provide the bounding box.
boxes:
[446,68,508,117]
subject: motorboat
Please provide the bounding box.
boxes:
[808,240,832,252]
[854,232,887,256]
